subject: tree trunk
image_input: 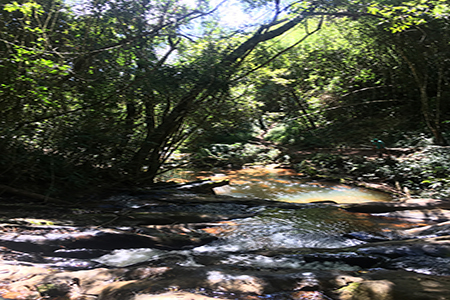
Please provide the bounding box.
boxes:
[290,89,317,130]
[127,14,318,182]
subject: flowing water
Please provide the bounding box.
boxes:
[95,166,398,269]
[177,165,392,203]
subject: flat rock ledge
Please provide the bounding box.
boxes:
[1,263,450,300]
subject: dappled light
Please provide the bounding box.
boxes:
[177,166,392,203]
[0,0,450,298]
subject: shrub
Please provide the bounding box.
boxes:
[190,143,281,168]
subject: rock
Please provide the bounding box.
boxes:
[309,200,339,205]
[119,210,255,225]
[3,190,450,300]
[372,209,450,223]
[334,275,364,287]
[304,253,384,269]
[0,225,216,256]
[367,270,450,300]
[354,236,450,275]
[352,280,394,300]
[177,180,230,194]
[344,232,389,242]
[0,264,52,300]
[399,220,450,238]
[292,290,330,300]
[342,199,447,214]
[0,264,53,282]
[205,270,265,294]
[97,280,151,300]
[132,292,228,300]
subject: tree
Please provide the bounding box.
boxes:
[367,0,450,144]
[252,0,450,147]
[3,0,443,198]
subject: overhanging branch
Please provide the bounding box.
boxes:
[232,16,324,82]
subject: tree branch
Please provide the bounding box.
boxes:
[232,17,324,82]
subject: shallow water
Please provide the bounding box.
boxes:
[96,166,395,269]
[194,207,371,252]
[175,165,391,203]
[94,205,401,268]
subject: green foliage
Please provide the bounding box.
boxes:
[396,147,450,197]
[1,0,230,196]
[265,121,328,148]
[1,0,450,198]
[367,0,450,32]
[294,146,450,198]
[190,143,281,168]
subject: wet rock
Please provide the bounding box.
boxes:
[309,200,339,205]
[304,253,384,269]
[119,210,255,226]
[0,225,216,256]
[387,256,450,276]
[53,248,110,259]
[354,236,450,275]
[344,232,390,242]
[206,270,265,294]
[125,266,171,280]
[372,209,450,223]
[366,270,450,300]
[399,220,450,238]
[2,191,450,300]
[42,256,103,270]
[342,199,448,214]
[177,179,230,194]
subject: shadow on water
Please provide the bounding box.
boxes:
[168,165,392,204]
[92,167,403,268]
[3,169,450,299]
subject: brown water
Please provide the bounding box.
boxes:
[94,166,408,270]
[173,165,392,204]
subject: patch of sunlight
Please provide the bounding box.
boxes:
[11,218,55,226]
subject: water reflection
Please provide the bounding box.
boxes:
[172,165,391,203]
[195,206,382,252]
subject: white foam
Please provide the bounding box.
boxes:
[93,248,163,267]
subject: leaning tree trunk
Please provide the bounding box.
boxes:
[127,14,317,182]
[290,88,317,130]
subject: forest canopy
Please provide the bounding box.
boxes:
[0,0,449,198]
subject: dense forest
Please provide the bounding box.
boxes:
[1,0,449,199]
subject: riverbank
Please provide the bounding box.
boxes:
[189,140,450,200]
[287,145,450,201]
[1,185,450,299]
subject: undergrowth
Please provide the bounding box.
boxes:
[293,146,450,199]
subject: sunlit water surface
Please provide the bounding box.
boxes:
[174,165,392,203]
[96,166,397,268]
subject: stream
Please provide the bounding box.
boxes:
[94,167,398,268]
[1,166,450,299]
[172,165,392,203]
